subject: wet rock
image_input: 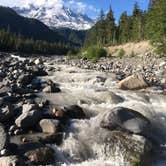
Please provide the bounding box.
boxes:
[34,58,43,65]
[18,74,34,86]
[0,105,13,122]
[100,107,151,136]
[0,149,10,156]
[54,109,65,119]
[10,86,34,95]
[22,103,38,113]
[11,132,63,145]
[2,96,20,103]
[0,155,24,166]
[24,146,55,165]
[43,80,61,93]
[15,109,42,129]
[43,85,61,93]
[103,131,152,166]
[0,87,8,97]
[64,105,86,119]
[32,67,48,76]
[39,119,60,134]
[94,91,124,104]
[31,78,42,90]
[118,74,148,90]
[0,124,8,151]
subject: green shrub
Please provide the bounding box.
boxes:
[118,48,125,57]
[86,46,107,61]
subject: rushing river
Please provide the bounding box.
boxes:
[11,55,166,165]
[36,62,166,166]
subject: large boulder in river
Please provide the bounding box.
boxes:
[118,74,148,90]
[100,107,151,136]
[0,123,8,151]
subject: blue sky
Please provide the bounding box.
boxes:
[0,0,149,20]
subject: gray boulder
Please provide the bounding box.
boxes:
[118,74,148,90]
[100,107,151,136]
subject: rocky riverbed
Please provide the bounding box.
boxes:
[0,53,165,165]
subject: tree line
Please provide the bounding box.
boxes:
[84,0,166,55]
[0,28,78,55]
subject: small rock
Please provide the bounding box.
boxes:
[18,74,34,86]
[0,105,13,122]
[39,119,60,134]
[0,149,10,156]
[24,146,55,165]
[64,105,86,119]
[34,58,43,65]
[43,82,61,93]
[0,155,24,166]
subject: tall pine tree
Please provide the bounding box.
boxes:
[119,11,132,43]
[105,6,116,45]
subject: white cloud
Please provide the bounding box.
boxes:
[66,0,99,14]
[0,0,99,17]
[22,0,64,8]
[0,0,64,8]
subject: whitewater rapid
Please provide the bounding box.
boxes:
[39,63,166,166]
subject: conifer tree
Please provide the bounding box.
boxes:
[119,11,132,43]
[97,10,106,45]
[105,6,115,45]
[131,2,143,41]
[146,0,166,54]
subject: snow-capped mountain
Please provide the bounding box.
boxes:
[13,4,94,30]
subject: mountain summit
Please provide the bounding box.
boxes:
[13,4,94,30]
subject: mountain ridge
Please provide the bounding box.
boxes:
[13,4,95,30]
[0,6,64,43]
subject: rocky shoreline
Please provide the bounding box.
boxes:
[63,56,166,89]
[0,53,165,165]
